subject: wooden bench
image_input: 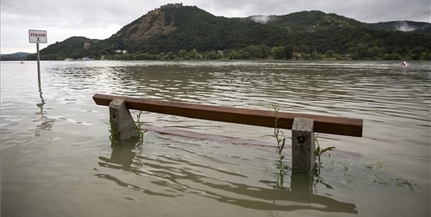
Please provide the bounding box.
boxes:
[93,93,363,172]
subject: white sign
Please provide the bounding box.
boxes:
[29,29,47,43]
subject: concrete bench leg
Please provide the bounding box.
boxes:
[109,98,139,140]
[292,118,315,172]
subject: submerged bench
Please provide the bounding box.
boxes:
[93,93,363,172]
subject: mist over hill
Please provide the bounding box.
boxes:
[369,21,431,34]
[30,4,431,60]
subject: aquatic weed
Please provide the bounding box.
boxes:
[108,96,149,145]
[271,104,335,176]
[108,118,120,145]
[366,162,420,192]
[271,104,291,173]
[133,110,147,145]
[314,133,335,176]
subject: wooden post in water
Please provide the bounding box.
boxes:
[292,118,315,172]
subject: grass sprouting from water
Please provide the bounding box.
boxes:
[270,105,420,192]
[272,104,291,174]
[108,95,149,146]
[133,110,147,145]
[271,104,337,189]
[314,133,335,176]
[107,110,147,146]
[108,119,119,145]
[271,104,291,187]
[272,104,336,175]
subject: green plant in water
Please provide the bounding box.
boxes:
[366,161,387,170]
[107,111,146,146]
[394,178,419,192]
[268,104,344,190]
[271,104,336,174]
[311,133,336,188]
[108,118,120,145]
[133,95,150,145]
[366,162,420,192]
[133,110,147,145]
[107,108,147,146]
[314,133,335,175]
[271,104,291,173]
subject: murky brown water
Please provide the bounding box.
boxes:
[1,60,430,217]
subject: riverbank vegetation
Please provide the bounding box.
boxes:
[28,43,431,61]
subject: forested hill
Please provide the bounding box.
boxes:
[35,4,431,60]
[105,5,288,54]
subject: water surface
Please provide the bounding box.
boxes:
[1,60,430,217]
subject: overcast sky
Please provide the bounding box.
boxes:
[1,0,430,54]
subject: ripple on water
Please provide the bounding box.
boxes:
[1,60,430,217]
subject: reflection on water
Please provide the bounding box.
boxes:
[35,78,55,136]
[98,133,357,214]
[1,60,430,217]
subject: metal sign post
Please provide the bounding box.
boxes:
[29,29,47,86]
[36,42,41,84]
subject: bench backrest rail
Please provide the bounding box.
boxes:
[93,93,363,137]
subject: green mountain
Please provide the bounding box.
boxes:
[1,52,30,60]
[33,4,431,60]
[105,5,288,54]
[36,36,99,60]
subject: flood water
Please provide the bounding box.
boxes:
[1,60,430,217]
